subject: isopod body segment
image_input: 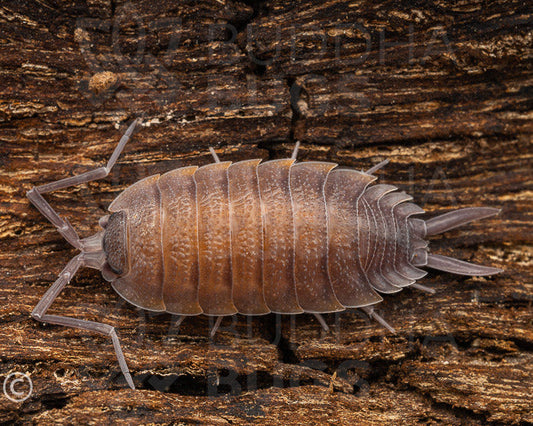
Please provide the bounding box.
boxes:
[105,158,407,314]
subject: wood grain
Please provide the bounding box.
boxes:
[0,0,531,424]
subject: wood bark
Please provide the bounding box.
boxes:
[0,0,531,424]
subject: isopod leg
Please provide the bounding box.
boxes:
[291,141,301,160]
[361,306,396,333]
[31,254,135,389]
[410,283,436,294]
[174,315,186,329]
[366,159,389,175]
[26,119,140,248]
[313,313,330,332]
[209,147,221,163]
[209,316,223,338]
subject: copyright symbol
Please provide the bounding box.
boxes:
[3,372,33,403]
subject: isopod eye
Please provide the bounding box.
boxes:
[102,211,128,276]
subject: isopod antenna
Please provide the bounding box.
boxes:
[412,207,503,276]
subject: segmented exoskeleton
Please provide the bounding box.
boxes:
[28,120,502,389]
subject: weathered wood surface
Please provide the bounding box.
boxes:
[0,0,531,424]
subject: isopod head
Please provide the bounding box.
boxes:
[102,211,128,280]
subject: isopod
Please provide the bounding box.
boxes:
[27,119,502,389]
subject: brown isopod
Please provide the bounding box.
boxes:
[28,119,502,389]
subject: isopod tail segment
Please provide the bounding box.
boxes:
[27,118,141,390]
[357,206,502,334]
[412,207,504,276]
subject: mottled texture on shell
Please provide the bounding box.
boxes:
[107,159,428,315]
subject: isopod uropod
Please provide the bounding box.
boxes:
[27,119,502,389]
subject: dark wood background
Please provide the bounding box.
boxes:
[0,0,531,424]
